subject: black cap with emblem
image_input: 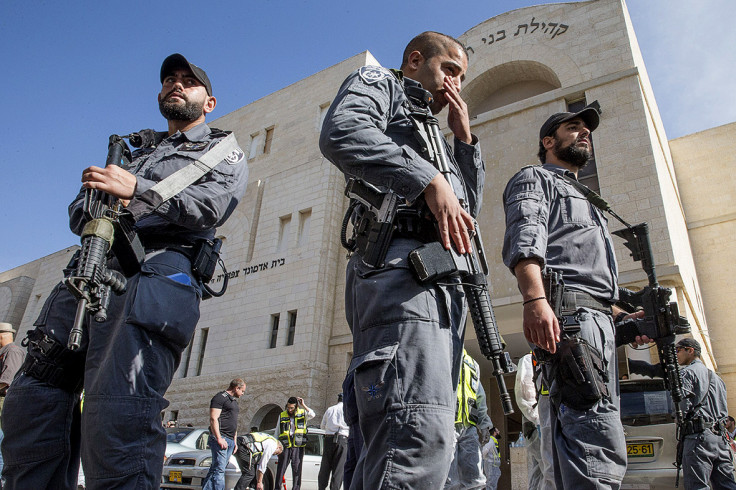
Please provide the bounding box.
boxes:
[539,101,601,140]
[160,53,212,96]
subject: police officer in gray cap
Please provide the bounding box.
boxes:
[320,31,485,488]
[502,104,638,488]
[1,53,248,490]
[676,338,736,489]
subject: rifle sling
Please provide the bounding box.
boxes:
[145,132,239,207]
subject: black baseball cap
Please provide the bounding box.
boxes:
[676,337,701,354]
[160,53,212,96]
[539,102,601,140]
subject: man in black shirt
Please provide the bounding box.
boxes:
[202,378,246,490]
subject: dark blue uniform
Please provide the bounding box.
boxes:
[1,122,247,490]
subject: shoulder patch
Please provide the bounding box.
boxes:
[224,147,245,165]
[359,66,391,85]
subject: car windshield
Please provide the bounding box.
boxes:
[166,427,195,443]
[620,378,675,426]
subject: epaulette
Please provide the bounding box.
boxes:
[208,127,231,137]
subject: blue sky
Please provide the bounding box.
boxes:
[1,0,734,272]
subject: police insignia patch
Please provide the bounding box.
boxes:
[225,148,245,165]
[359,66,390,85]
[361,380,385,401]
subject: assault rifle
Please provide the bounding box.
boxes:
[64,132,155,350]
[612,222,690,486]
[405,86,515,415]
[563,176,690,485]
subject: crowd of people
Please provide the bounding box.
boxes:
[0,26,733,490]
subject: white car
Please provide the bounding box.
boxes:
[161,428,328,490]
[165,427,211,458]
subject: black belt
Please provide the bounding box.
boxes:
[561,291,613,315]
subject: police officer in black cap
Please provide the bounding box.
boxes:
[503,103,634,488]
[676,338,736,489]
[1,53,248,490]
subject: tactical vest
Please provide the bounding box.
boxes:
[278,409,308,447]
[239,432,278,457]
[455,349,481,426]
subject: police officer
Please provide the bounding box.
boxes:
[676,338,736,489]
[320,31,485,488]
[1,53,248,490]
[502,106,630,488]
[445,349,491,490]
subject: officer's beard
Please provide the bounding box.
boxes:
[159,93,204,122]
[554,139,591,169]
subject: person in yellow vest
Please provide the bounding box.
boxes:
[274,396,314,490]
[482,427,501,490]
[234,430,283,490]
[445,349,492,489]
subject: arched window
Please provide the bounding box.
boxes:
[464,60,561,118]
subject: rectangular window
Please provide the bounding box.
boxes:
[264,127,274,154]
[181,336,194,378]
[286,310,297,346]
[269,314,280,348]
[567,99,600,193]
[278,214,292,253]
[170,410,179,422]
[298,209,311,247]
[248,132,262,160]
[319,102,331,130]
[195,328,209,376]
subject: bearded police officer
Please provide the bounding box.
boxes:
[502,106,631,488]
[1,53,248,490]
[320,31,485,488]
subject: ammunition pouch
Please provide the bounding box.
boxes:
[681,416,719,436]
[549,330,610,411]
[20,329,85,394]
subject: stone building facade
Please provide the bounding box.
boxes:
[1,0,734,486]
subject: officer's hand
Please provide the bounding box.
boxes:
[217,437,228,450]
[523,299,560,354]
[623,311,651,347]
[82,165,137,204]
[424,174,474,254]
[443,76,472,144]
[256,482,264,490]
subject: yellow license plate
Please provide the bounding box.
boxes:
[168,470,183,483]
[627,442,654,458]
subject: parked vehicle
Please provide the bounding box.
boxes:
[166,427,210,458]
[161,428,327,490]
[621,377,678,489]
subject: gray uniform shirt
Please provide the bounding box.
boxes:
[681,358,729,426]
[502,163,618,302]
[319,66,484,218]
[68,122,249,245]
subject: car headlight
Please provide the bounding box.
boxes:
[199,457,212,467]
